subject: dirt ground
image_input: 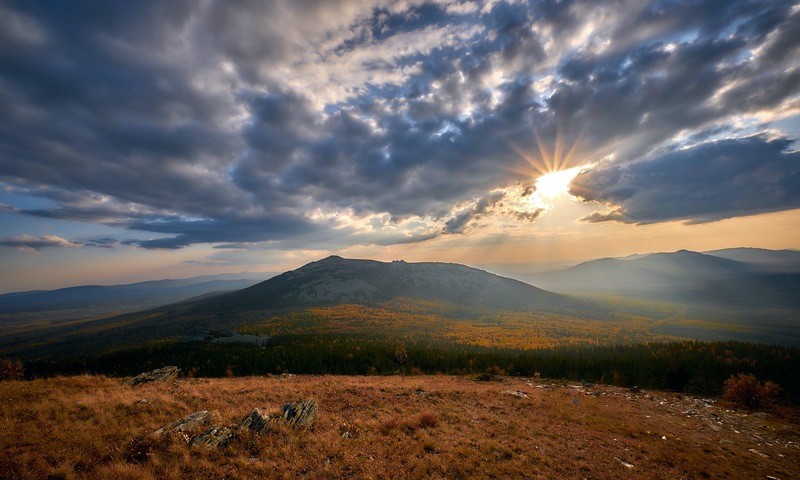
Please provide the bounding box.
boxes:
[1,374,798,479]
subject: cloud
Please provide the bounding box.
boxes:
[82,237,119,249]
[0,235,82,252]
[572,135,800,224]
[0,0,798,250]
[443,185,542,234]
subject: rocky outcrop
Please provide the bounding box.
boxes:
[190,425,237,448]
[240,407,271,434]
[126,366,180,386]
[154,410,211,437]
[278,400,317,428]
[154,399,317,449]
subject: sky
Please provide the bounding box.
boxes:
[1,0,799,292]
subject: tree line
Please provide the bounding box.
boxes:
[15,335,799,403]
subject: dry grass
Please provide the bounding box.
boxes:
[1,375,798,479]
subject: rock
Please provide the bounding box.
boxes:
[748,448,769,458]
[628,386,640,393]
[157,399,318,450]
[241,400,317,432]
[126,366,180,386]
[155,410,212,437]
[752,412,768,418]
[338,422,359,439]
[190,425,236,448]
[240,408,271,434]
[503,390,529,399]
[279,399,317,427]
[615,457,634,469]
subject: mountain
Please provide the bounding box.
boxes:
[0,273,269,316]
[704,248,800,273]
[196,256,584,313]
[528,249,800,309]
[529,250,749,294]
[0,257,610,360]
[4,254,800,361]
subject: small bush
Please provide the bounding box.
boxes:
[485,366,506,376]
[723,373,781,410]
[379,413,438,434]
[124,435,156,464]
[0,359,24,381]
[416,413,438,429]
[379,416,401,434]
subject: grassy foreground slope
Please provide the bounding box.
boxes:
[1,375,798,479]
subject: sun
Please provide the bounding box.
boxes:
[535,167,582,198]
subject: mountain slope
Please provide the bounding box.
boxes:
[195,256,585,314]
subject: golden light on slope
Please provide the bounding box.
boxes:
[535,167,582,198]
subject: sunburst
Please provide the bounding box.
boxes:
[505,127,588,201]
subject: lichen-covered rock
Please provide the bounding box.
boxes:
[126,366,180,386]
[240,408,271,433]
[279,399,317,427]
[190,425,236,448]
[154,410,211,437]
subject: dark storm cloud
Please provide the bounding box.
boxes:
[0,0,798,250]
[571,135,800,224]
[126,214,323,250]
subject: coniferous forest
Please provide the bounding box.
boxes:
[21,336,800,403]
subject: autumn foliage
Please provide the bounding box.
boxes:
[0,358,24,381]
[723,373,782,410]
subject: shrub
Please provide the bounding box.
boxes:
[485,366,506,376]
[474,372,504,382]
[123,435,156,464]
[723,373,781,410]
[416,413,438,429]
[0,359,24,381]
[379,413,438,434]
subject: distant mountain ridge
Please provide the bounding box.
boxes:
[704,248,800,272]
[197,256,587,314]
[0,273,269,315]
[528,248,800,309]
